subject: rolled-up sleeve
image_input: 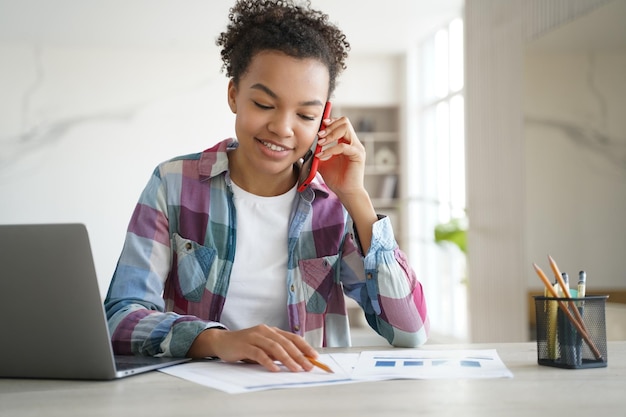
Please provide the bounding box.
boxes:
[341,215,429,347]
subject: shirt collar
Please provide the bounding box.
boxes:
[198,138,237,181]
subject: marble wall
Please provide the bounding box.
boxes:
[524,50,626,288]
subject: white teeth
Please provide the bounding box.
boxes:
[260,140,287,152]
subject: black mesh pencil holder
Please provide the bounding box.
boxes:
[534,295,608,369]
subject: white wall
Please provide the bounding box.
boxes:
[333,55,402,107]
[0,43,233,295]
[524,50,626,289]
[0,39,401,296]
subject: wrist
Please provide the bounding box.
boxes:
[339,189,377,254]
[187,327,226,358]
[341,189,377,224]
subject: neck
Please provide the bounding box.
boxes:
[228,151,297,197]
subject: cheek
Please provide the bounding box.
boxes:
[295,126,319,154]
[235,109,262,137]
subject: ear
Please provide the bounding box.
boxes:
[227,79,237,113]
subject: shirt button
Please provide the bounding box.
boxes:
[290,284,295,292]
[185,242,192,251]
[293,325,300,332]
[366,272,373,280]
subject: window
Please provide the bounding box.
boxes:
[408,18,467,341]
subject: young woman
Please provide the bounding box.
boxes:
[105,0,429,373]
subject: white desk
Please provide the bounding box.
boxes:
[1,342,624,417]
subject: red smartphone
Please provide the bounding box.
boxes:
[297,101,332,192]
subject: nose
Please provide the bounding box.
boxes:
[267,110,294,138]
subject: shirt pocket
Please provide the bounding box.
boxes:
[173,233,216,302]
[299,255,342,314]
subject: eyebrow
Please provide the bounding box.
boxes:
[250,83,324,107]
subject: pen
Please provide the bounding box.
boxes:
[305,356,334,373]
[575,270,587,365]
[561,272,569,296]
[578,271,586,298]
[562,272,578,298]
[577,270,586,310]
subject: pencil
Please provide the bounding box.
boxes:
[305,356,334,373]
[548,255,568,296]
[533,263,603,360]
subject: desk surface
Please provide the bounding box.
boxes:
[1,342,624,417]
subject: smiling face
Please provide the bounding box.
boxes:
[227,50,330,196]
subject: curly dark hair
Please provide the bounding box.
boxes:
[216,0,350,96]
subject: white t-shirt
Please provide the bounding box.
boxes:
[219,181,295,331]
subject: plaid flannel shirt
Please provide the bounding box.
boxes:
[104,138,429,357]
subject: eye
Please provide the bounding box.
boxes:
[298,113,316,121]
[253,101,273,110]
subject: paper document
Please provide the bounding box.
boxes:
[159,349,513,394]
[159,354,352,394]
[351,349,513,380]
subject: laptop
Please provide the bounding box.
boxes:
[0,223,190,380]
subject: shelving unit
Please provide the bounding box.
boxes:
[335,105,403,244]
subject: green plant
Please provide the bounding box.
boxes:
[434,217,467,254]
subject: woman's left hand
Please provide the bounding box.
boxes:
[315,116,366,198]
[315,115,378,254]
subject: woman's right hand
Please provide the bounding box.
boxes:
[186,325,319,372]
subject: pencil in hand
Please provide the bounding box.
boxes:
[305,356,334,373]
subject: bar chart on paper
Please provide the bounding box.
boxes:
[350,349,513,380]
